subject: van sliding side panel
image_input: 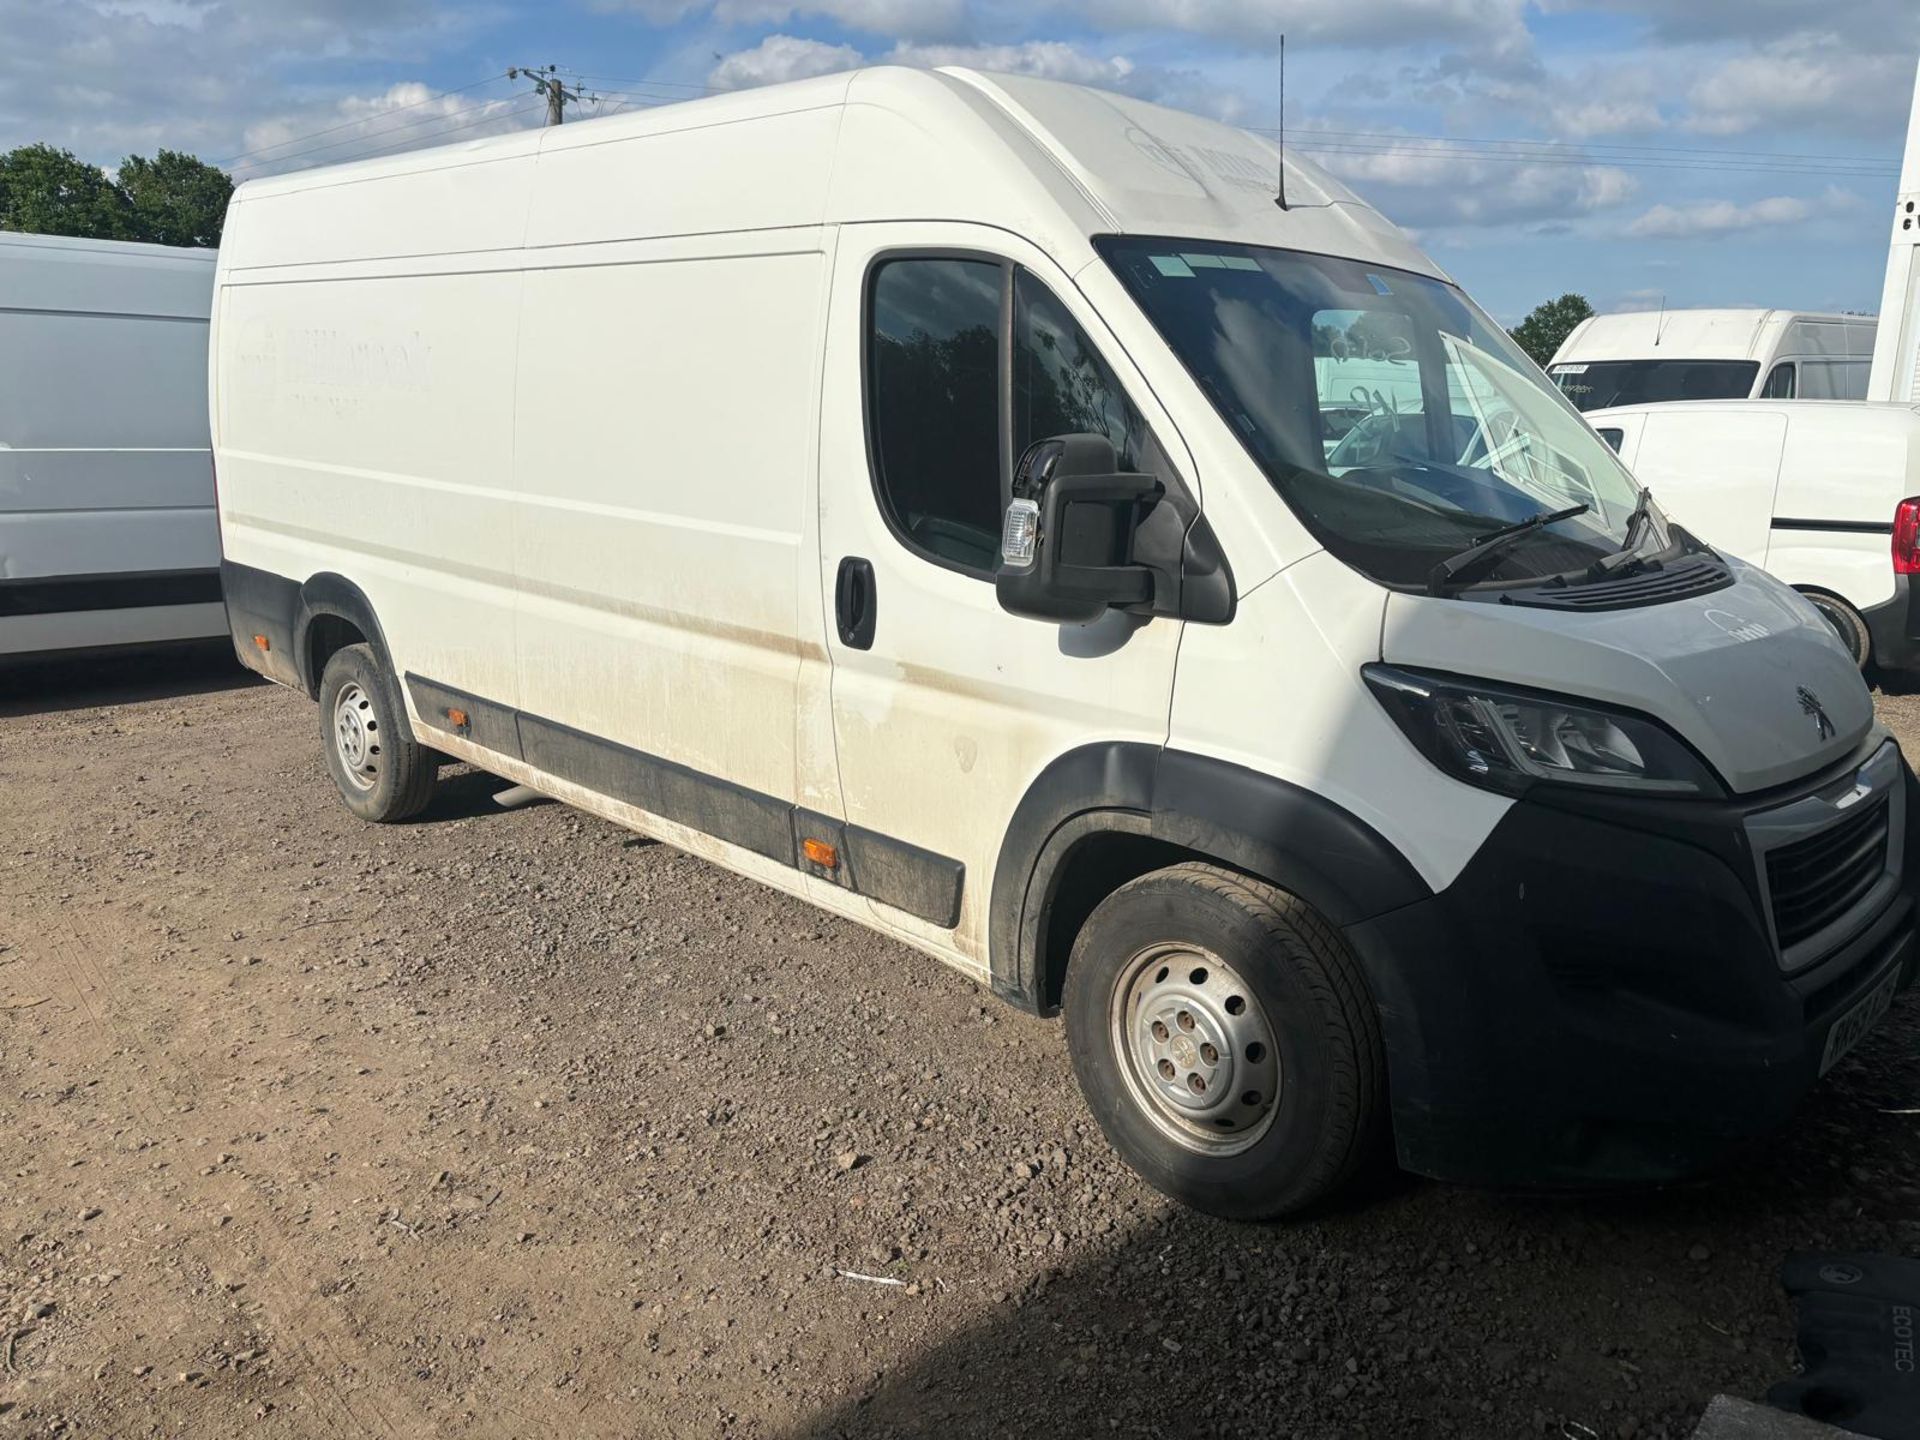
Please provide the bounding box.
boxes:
[402,673,966,926]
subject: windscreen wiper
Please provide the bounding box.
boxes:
[1585,487,1655,579]
[1426,503,1590,596]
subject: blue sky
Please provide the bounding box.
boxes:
[8,0,1918,323]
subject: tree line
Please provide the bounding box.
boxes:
[0,143,232,249]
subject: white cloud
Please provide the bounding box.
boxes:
[1307,134,1637,231]
[234,83,538,176]
[0,0,491,166]
[1543,0,1919,49]
[707,35,864,90]
[886,40,1139,89]
[1683,37,1915,137]
[1624,194,1810,239]
[1062,0,1529,51]
[603,0,966,39]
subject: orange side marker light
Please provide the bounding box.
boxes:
[252,634,270,652]
[803,838,839,869]
[446,708,470,729]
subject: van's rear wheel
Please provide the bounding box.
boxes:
[1063,863,1386,1220]
[1801,589,1871,669]
[318,643,438,823]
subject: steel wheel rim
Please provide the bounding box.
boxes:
[1110,942,1281,1156]
[332,682,381,792]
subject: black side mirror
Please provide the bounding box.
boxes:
[996,435,1159,624]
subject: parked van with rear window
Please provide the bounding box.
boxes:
[213,68,1918,1218]
[1588,400,1920,673]
[1550,309,1877,412]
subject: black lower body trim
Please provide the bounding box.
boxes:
[1771,518,1895,535]
[404,672,966,927]
[0,568,222,618]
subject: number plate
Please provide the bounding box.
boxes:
[1820,968,1901,1075]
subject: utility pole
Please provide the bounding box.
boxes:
[508,65,593,126]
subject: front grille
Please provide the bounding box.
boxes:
[1765,797,1892,951]
[1499,556,1734,612]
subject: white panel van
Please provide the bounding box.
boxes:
[0,232,221,659]
[1588,401,1920,672]
[1550,310,1877,412]
[213,69,1918,1217]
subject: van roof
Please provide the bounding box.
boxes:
[1586,399,1920,433]
[1552,308,1876,364]
[227,66,1446,284]
[0,228,215,318]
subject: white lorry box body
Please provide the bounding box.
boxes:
[212,68,1917,1216]
[1868,60,1920,406]
[0,231,220,658]
[1587,400,1920,670]
[1551,309,1877,412]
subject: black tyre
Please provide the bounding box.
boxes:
[1801,589,1871,670]
[1063,863,1387,1220]
[317,643,438,823]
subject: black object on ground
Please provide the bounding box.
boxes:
[1768,1252,1920,1437]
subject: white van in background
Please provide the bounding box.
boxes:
[1589,400,1920,670]
[1550,310,1877,412]
[0,231,221,661]
[213,67,1917,1218]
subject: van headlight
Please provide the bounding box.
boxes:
[1363,664,1724,798]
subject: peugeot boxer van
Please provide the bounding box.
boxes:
[1588,400,1920,672]
[212,68,1919,1218]
[1550,310,1877,412]
[1,231,221,659]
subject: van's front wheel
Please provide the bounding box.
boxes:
[318,643,438,823]
[1063,863,1386,1220]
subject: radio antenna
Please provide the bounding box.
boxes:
[1275,34,1290,211]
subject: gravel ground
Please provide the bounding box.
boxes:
[2,646,1918,1440]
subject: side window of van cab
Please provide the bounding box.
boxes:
[1763,362,1797,399]
[868,258,1006,573]
[1012,272,1150,474]
[867,257,1156,577]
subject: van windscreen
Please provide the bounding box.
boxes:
[1547,359,1760,411]
[1097,237,1652,591]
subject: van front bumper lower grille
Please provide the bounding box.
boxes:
[1747,740,1906,972]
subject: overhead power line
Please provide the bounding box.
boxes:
[219,74,509,168]
[323,98,545,165]
[232,97,544,176]
[230,95,529,173]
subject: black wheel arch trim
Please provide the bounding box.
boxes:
[295,573,397,695]
[220,560,403,699]
[989,742,1434,1015]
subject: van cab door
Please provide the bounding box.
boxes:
[815,225,1189,971]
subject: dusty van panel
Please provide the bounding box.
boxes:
[510,240,826,807]
[215,265,525,706]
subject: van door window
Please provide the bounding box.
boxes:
[1763,362,1797,399]
[1595,427,1624,453]
[1800,359,1870,400]
[1013,271,1152,473]
[867,258,1005,574]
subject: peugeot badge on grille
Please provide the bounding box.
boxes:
[1798,687,1836,742]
